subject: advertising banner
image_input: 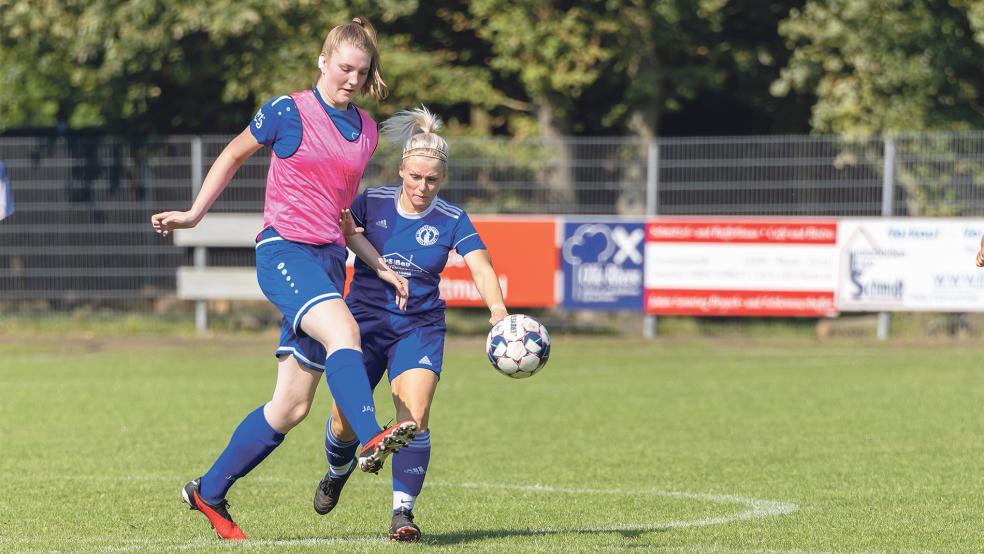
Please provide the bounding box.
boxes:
[837,218,984,311]
[561,220,645,310]
[440,217,557,307]
[644,219,839,316]
[345,217,557,308]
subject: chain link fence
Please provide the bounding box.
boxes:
[3,132,984,313]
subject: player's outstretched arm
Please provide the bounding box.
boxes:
[151,128,262,237]
[463,249,508,325]
[344,230,409,310]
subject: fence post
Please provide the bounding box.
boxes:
[643,140,658,339]
[877,138,895,340]
[190,137,207,335]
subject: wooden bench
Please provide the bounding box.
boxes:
[173,213,266,333]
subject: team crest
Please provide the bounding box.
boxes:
[416,225,440,246]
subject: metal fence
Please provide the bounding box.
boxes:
[3,132,984,312]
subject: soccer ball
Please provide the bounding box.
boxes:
[486,314,551,379]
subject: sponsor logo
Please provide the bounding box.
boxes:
[841,227,905,303]
[375,219,388,229]
[563,224,644,304]
[416,225,440,246]
[362,405,374,413]
[404,466,427,475]
[253,110,265,129]
[417,356,432,366]
[382,252,428,278]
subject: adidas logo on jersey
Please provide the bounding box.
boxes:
[375,219,388,229]
[417,356,432,366]
[404,466,427,475]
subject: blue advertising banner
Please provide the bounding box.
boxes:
[561,220,645,310]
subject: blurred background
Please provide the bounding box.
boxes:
[3,0,984,339]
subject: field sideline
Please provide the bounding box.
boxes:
[2,334,983,552]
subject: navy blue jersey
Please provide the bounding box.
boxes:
[346,185,486,320]
[250,87,363,157]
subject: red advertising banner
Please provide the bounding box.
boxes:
[440,217,557,307]
[645,289,836,317]
[645,218,839,317]
[647,220,838,244]
[344,217,557,308]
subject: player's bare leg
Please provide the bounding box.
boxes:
[387,368,438,541]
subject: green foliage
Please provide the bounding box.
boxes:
[0,0,806,138]
[0,0,458,133]
[776,0,984,135]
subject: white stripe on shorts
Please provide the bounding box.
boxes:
[292,293,342,331]
[276,347,326,370]
[255,236,285,248]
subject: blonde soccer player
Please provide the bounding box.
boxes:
[311,106,508,541]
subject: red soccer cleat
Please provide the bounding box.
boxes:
[181,479,247,540]
[358,420,417,474]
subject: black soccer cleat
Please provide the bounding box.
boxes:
[388,507,421,542]
[358,420,417,474]
[313,471,349,515]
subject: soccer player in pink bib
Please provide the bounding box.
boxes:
[151,18,416,541]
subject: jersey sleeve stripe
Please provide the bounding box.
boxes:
[434,206,461,219]
[271,95,292,106]
[434,199,462,214]
[453,232,479,249]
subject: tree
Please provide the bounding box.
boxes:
[0,0,493,134]
[774,0,984,135]
[773,0,984,217]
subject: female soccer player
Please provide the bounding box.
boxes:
[310,106,508,541]
[151,18,417,540]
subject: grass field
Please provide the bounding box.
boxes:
[2,333,984,553]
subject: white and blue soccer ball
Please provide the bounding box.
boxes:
[486,314,551,379]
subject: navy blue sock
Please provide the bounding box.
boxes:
[325,417,359,479]
[392,430,431,512]
[324,348,382,445]
[199,405,285,505]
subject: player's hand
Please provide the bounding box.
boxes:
[339,209,364,237]
[151,210,200,237]
[489,304,508,326]
[976,248,984,267]
[376,257,409,310]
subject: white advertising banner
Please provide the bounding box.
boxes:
[644,219,839,316]
[837,218,984,311]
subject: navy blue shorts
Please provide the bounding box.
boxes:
[349,302,446,387]
[254,227,346,370]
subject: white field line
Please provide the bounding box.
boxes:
[425,481,798,532]
[3,479,798,553]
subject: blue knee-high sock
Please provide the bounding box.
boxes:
[199,405,285,505]
[324,348,381,445]
[392,431,431,512]
[325,417,359,479]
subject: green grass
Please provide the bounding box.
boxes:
[2,334,984,552]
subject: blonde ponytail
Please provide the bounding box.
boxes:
[381,106,449,166]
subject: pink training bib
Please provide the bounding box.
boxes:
[262,89,378,245]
